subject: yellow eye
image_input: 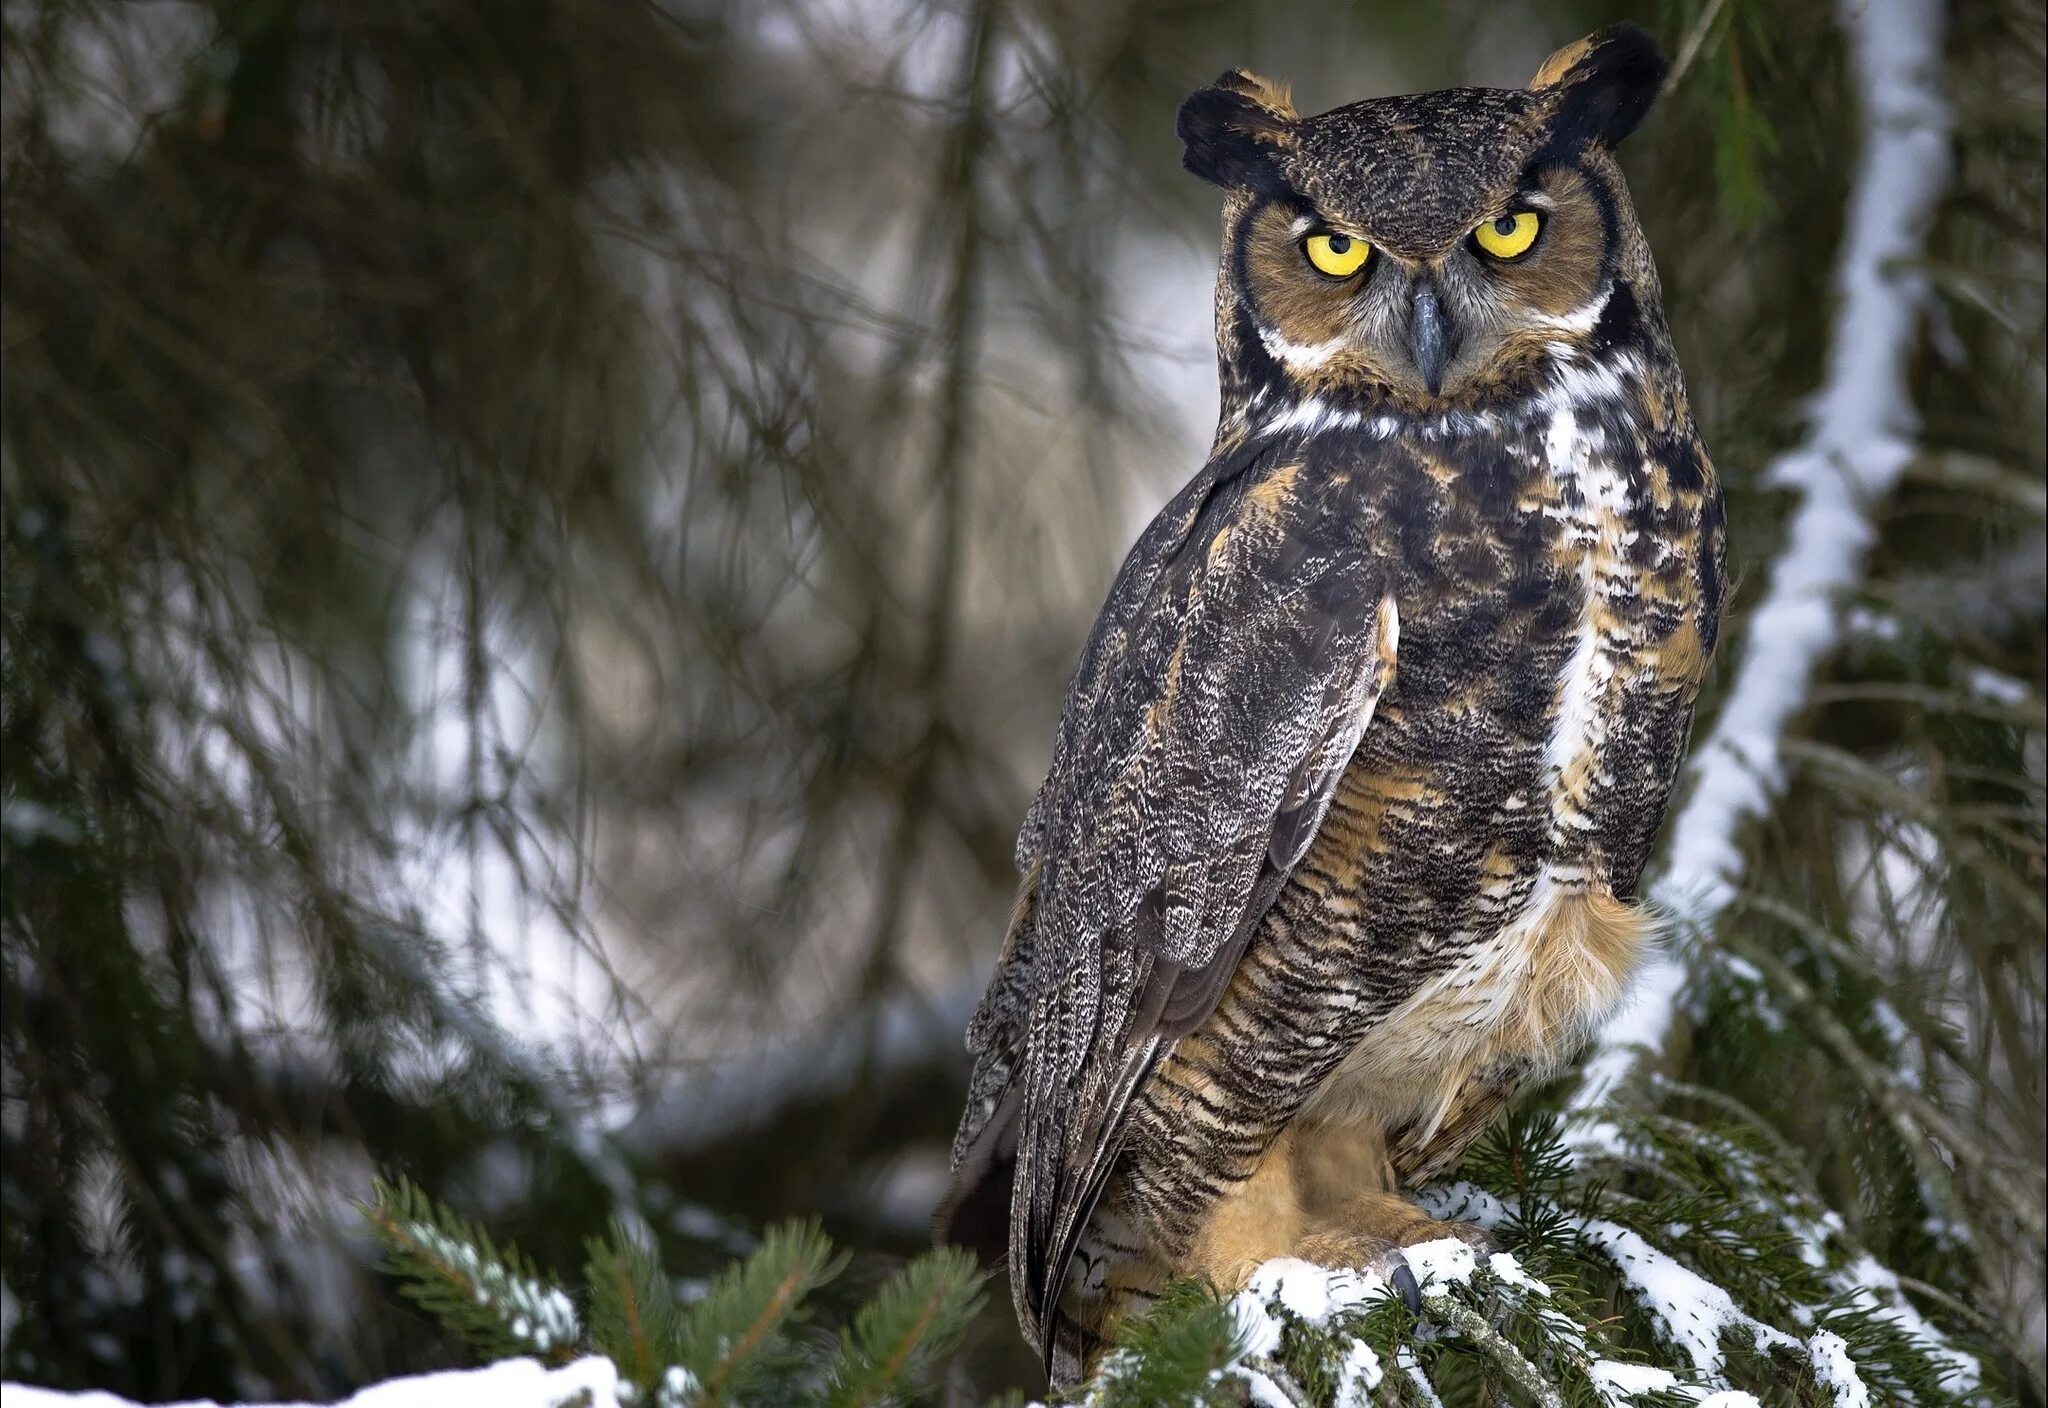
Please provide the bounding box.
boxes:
[1473,210,1542,260]
[1303,232,1371,278]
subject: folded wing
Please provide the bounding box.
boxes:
[981,442,1396,1360]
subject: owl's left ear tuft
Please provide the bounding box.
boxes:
[1177,70,1299,197]
[1530,24,1667,150]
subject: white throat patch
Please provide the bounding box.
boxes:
[1256,323,1349,372]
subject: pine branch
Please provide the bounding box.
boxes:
[358,1187,1000,1408]
[674,1217,846,1405]
[362,1177,580,1364]
[1722,923,2046,1241]
[1084,1104,2006,1408]
[1780,739,2046,923]
[1238,1355,1315,1407]
[1419,1293,1564,1408]
[583,1219,681,1395]
[825,1247,985,1408]
[1089,1279,1246,1408]
[1664,0,1733,92]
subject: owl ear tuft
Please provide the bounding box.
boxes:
[1177,70,1299,196]
[1530,24,1667,150]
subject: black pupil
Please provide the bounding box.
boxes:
[1325,235,1351,254]
[1494,216,1519,236]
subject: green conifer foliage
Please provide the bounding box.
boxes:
[1076,1108,1999,1407]
[364,1179,582,1366]
[364,1188,983,1408]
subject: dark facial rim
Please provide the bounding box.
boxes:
[1516,153,1624,283]
[1469,208,1547,265]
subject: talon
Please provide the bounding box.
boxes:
[1391,1263,1422,1315]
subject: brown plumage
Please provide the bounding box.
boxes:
[935,25,1725,1387]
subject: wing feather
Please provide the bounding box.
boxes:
[993,440,1395,1356]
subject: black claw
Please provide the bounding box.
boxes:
[1392,1263,1422,1315]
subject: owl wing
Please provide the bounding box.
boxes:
[1002,439,1395,1356]
[931,441,1284,1267]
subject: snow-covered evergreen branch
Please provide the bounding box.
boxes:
[1069,1107,1989,1406]
[1,1358,624,1408]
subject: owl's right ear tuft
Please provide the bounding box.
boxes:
[1530,24,1667,150]
[1177,70,1299,196]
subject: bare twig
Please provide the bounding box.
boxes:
[1665,0,1734,93]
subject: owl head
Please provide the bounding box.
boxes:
[1180,26,1668,421]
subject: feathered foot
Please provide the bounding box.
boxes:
[1297,1191,1492,1314]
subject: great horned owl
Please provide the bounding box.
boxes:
[936,25,1725,1385]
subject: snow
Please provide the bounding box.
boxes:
[1414,1180,1511,1229]
[1229,1242,1605,1403]
[1333,1340,1384,1406]
[1577,1222,1918,1403]
[652,1364,697,1408]
[1247,1257,1353,1324]
[1402,1237,1477,1287]
[1238,1368,1297,1408]
[1232,1256,1402,1359]
[1577,1218,1780,1377]
[1573,0,1952,1111]
[1488,1251,1550,1297]
[1572,949,1689,1109]
[1960,664,2030,706]
[1413,1182,1976,1402]
[1220,1236,1933,1407]
[1,1357,620,1408]
[1836,1253,1982,1393]
[1228,1294,1285,1361]
[1587,1359,1680,1399]
[1806,1330,1872,1408]
[1235,1237,1486,1338]
[1228,1249,1482,1404]
[1397,1351,1446,1407]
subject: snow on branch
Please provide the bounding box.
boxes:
[1,1357,621,1408]
[1574,0,1952,1110]
[1217,1238,1793,1408]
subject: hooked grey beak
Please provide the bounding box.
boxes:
[1409,286,1456,395]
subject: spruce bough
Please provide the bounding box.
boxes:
[362,1181,984,1407]
[366,1095,1998,1407]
